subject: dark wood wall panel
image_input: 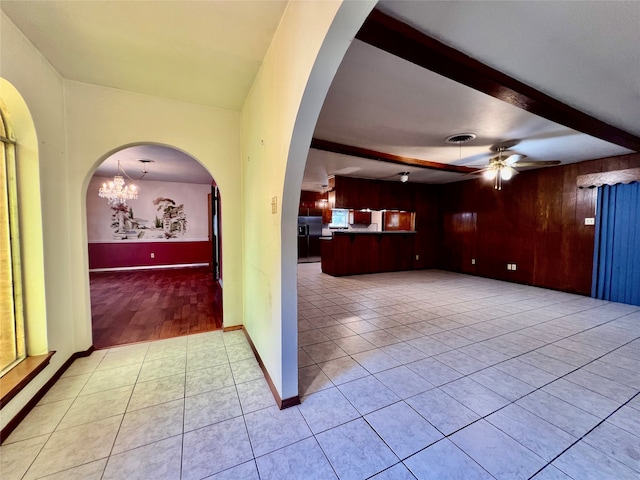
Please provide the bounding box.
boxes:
[437,153,640,295]
[325,153,637,294]
[329,175,440,270]
[412,187,438,269]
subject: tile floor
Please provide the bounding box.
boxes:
[2,264,639,479]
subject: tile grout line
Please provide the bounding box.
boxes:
[526,390,640,480]
[298,273,639,479]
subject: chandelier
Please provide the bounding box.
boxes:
[98,160,138,205]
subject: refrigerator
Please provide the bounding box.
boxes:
[298,216,323,263]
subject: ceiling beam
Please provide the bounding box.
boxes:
[356,9,640,153]
[310,138,477,174]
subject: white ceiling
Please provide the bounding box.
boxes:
[1,0,287,111]
[2,1,639,188]
[303,1,640,190]
[94,145,213,185]
[1,0,286,184]
[380,0,640,136]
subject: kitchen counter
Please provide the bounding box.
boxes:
[331,230,416,235]
[321,231,417,276]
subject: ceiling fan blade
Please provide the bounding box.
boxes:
[505,154,524,166]
[467,167,492,175]
[513,160,562,167]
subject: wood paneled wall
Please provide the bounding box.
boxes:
[327,176,439,269]
[326,153,638,295]
[437,153,640,295]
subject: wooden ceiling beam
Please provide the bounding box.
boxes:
[356,9,640,153]
[310,138,477,174]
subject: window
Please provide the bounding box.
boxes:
[0,106,25,376]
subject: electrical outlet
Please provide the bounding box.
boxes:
[271,196,277,214]
[150,253,155,258]
[512,263,517,271]
[471,258,476,265]
[584,217,595,225]
[507,263,511,271]
[415,254,419,260]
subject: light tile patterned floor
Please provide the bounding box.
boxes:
[2,264,639,479]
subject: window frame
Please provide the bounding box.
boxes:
[1,106,26,377]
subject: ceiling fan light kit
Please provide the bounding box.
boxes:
[400,172,410,183]
[471,144,560,190]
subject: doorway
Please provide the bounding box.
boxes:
[86,144,223,348]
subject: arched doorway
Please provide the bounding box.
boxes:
[85,143,222,348]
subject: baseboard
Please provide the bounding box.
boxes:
[0,346,95,444]
[223,325,243,333]
[89,263,208,273]
[241,327,300,410]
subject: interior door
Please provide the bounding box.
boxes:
[209,186,221,281]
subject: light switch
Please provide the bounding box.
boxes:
[584,217,595,225]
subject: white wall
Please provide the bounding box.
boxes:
[64,81,244,341]
[1,0,375,430]
[87,177,211,242]
[1,12,70,430]
[1,10,243,429]
[241,0,375,401]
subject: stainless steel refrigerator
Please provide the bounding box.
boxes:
[298,216,323,263]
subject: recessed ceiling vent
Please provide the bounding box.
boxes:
[445,133,477,144]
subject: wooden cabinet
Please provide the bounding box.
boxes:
[351,210,372,225]
[321,232,417,276]
[333,176,379,210]
[322,206,332,224]
[383,211,415,231]
[378,181,415,211]
[299,190,330,219]
[378,233,414,272]
[332,175,420,211]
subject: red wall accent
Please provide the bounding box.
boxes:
[88,241,212,270]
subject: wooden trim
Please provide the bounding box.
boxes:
[0,352,55,409]
[311,138,477,174]
[241,327,300,410]
[0,346,94,443]
[356,9,640,152]
[222,325,243,333]
[577,168,640,188]
[280,395,301,410]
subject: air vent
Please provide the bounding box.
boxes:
[445,133,477,144]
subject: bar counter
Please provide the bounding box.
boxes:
[320,231,417,276]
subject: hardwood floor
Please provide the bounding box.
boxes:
[90,267,222,349]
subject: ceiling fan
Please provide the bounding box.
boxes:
[470,145,561,190]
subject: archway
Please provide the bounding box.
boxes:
[240,1,376,404]
[85,143,222,348]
